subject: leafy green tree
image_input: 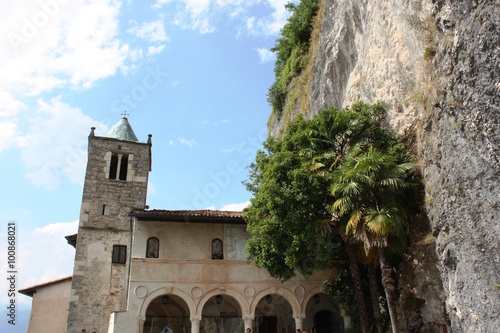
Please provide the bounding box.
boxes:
[245,102,417,333]
[245,116,336,280]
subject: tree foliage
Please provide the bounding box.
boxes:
[331,148,416,253]
[244,103,412,278]
[244,116,337,280]
[244,102,418,331]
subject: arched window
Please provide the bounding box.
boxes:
[211,239,223,260]
[146,237,159,258]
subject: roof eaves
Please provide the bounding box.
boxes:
[18,276,73,297]
[129,209,246,224]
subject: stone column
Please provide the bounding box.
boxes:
[116,154,122,178]
[243,316,254,333]
[190,316,201,333]
[294,314,305,331]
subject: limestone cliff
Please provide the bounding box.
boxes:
[268,0,499,332]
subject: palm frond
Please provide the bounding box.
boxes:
[332,196,353,216]
[378,177,408,189]
[364,208,396,236]
[310,161,325,171]
[345,210,362,235]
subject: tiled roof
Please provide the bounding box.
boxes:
[129,209,245,223]
[18,276,72,297]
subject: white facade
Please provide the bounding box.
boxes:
[108,215,347,333]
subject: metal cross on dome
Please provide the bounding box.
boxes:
[121,111,129,118]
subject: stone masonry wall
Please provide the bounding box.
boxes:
[67,134,151,333]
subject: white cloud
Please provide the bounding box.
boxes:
[153,0,174,9]
[20,97,109,189]
[0,120,22,152]
[33,220,78,236]
[0,90,26,118]
[0,90,27,152]
[247,3,290,36]
[0,0,131,96]
[128,19,169,42]
[246,16,255,30]
[220,201,249,211]
[0,220,78,306]
[147,45,166,56]
[168,137,197,148]
[153,0,292,36]
[220,142,244,153]
[256,47,275,63]
[201,119,230,126]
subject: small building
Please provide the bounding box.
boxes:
[19,276,72,333]
[21,118,347,333]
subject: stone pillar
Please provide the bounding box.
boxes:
[116,153,122,177]
[294,314,305,331]
[190,316,201,333]
[243,316,254,333]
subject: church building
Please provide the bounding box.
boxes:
[20,117,347,333]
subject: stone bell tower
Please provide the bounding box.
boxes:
[67,117,152,333]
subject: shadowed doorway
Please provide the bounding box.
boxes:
[144,295,190,333]
[255,294,294,333]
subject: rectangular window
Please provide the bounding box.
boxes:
[112,245,127,264]
[109,154,118,179]
[119,154,128,180]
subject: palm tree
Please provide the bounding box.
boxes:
[363,252,385,333]
[301,108,374,333]
[302,107,369,172]
[344,242,371,333]
[331,148,416,333]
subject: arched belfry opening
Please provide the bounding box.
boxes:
[255,294,294,333]
[201,295,243,333]
[304,293,344,333]
[144,295,190,333]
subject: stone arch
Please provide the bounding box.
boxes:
[302,288,345,333]
[250,287,301,317]
[301,286,324,312]
[139,286,196,322]
[195,287,247,318]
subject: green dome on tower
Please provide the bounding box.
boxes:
[105,117,139,142]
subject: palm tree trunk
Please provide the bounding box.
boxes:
[367,264,384,333]
[378,249,399,333]
[345,243,370,333]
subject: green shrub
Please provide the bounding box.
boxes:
[268,0,321,117]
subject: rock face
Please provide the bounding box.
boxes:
[422,1,499,332]
[269,0,499,332]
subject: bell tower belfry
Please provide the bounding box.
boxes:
[67,117,152,333]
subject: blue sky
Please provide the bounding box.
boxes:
[0,0,294,330]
